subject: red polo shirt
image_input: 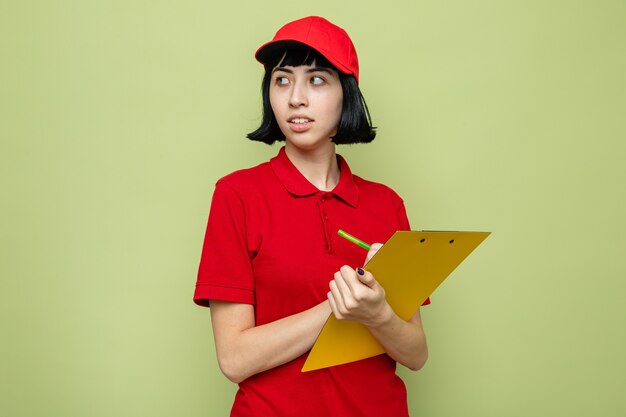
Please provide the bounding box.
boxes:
[195,147,428,417]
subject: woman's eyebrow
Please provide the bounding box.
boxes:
[307,67,332,74]
[271,67,333,74]
[272,67,293,74]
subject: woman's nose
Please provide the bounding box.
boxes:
[288,80,308,108]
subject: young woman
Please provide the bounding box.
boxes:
[194,16,429,417]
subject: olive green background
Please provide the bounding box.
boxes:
[2,1,625,416]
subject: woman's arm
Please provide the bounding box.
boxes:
[209,299,331,383]
[327,244,429,371]
[366,307,428,371]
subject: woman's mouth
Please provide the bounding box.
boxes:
[288,117,314,132]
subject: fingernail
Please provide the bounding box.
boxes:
[357,268,365,276]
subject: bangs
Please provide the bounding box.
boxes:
[264,44,335,71]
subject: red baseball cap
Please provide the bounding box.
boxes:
[255,16,360,83]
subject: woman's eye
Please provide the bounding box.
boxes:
[311,76,325,85]
[275,76,289,85]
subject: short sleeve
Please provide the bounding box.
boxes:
[193,181,255,307]
[396,198,431,306]
[395,199,411,232]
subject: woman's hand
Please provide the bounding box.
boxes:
[328,243,388,326]
[327,263,393,328]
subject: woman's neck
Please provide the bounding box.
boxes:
[284,143,340,192]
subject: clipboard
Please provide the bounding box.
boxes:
[302,230,490,372]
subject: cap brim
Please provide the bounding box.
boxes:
[255,40,309,65]
[254,40,353,77]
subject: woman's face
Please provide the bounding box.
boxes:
[269,63,343,152]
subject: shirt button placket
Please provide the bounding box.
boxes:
[318,193,333,254]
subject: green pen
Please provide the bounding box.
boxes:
[337,229,371,250]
